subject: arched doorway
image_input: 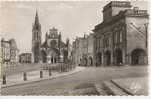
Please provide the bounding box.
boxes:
[79,58,82,66]
[97,52,102,66]
[83,58,87,66]
[51,57,53,63]
[104,51,111,66]
[54,57,57,63]
[41,50,47,63]
[131,49,146,65]
[114,49,123,65]
[47,48,59,64]
[89,57,93,66]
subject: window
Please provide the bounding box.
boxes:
[52,34,54,38]
[100,39,102,48]
[96,39,99,50]
[119,31,123,42]
[37,32,39,40]
[117,31,120,43]
[98,39,100,50]
[107,38,109,47]
[114,32,117,44]
[103,37,109,48]
[103,38,105,48]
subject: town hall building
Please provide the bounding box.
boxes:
[93,1,149,66]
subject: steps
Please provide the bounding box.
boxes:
[95,81,130,95]
[94,83,108,95]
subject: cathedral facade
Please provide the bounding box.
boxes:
[32,12,69,63]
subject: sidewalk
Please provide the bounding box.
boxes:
[111,77,148,95]
[1,66,85,88]
[95,77,148,95]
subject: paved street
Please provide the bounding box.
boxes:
[1,67,84,86]
[1,66,148,95]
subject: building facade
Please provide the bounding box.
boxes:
[1,38,19,65]
[19,53,32,63]
[9,39,19,64]
[41,27,70,64]
[1,38,10,65]
[93,1,149,66]
[72,34,94,66]
[32,11,70,64]
[87,33,94,66]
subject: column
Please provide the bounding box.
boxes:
[111,51,114,65]
[127,53,131,65]
[113,51,115,65]
[102,53,105,66]
[122,50,126,65]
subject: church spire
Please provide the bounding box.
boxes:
[32,10,42,63]
[35,10,39,25]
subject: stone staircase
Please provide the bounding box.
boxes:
[95,80,131,96]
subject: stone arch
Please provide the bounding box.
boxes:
[50,40,57,48]
[83,57,87,66]
[47,48,59,64]
[88,56,93,66]
[104,50,111,66]
[114,49,123,65]
[96,52,102,66]
[131,48,147,65]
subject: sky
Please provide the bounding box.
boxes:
[0,1,150,53]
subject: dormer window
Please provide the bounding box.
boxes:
[52,34,54,38]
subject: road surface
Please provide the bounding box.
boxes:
[1,66,148,95]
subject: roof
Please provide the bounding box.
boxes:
[103,1,132,12]
[93,9,149,32]
[41,40,66,48]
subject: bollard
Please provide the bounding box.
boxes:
[49,68,51,76]
[66,64,68,72]
[3,75,6,85]
[66,65,69,72]
[23,72,27,81]
[62,64,64,72]
[40,70,43,78]
[66,64,67,72]
[61,64,62,72]
[60,64,61,72]
[68,64,70,71]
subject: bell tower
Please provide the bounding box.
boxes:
[32,11,42,63]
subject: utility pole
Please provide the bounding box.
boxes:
[144,23,148,64]
[144,23,148,49]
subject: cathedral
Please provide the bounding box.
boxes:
[32,11,70,63]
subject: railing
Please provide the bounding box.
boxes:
[42,63,76,72]
[1,62,76,85]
